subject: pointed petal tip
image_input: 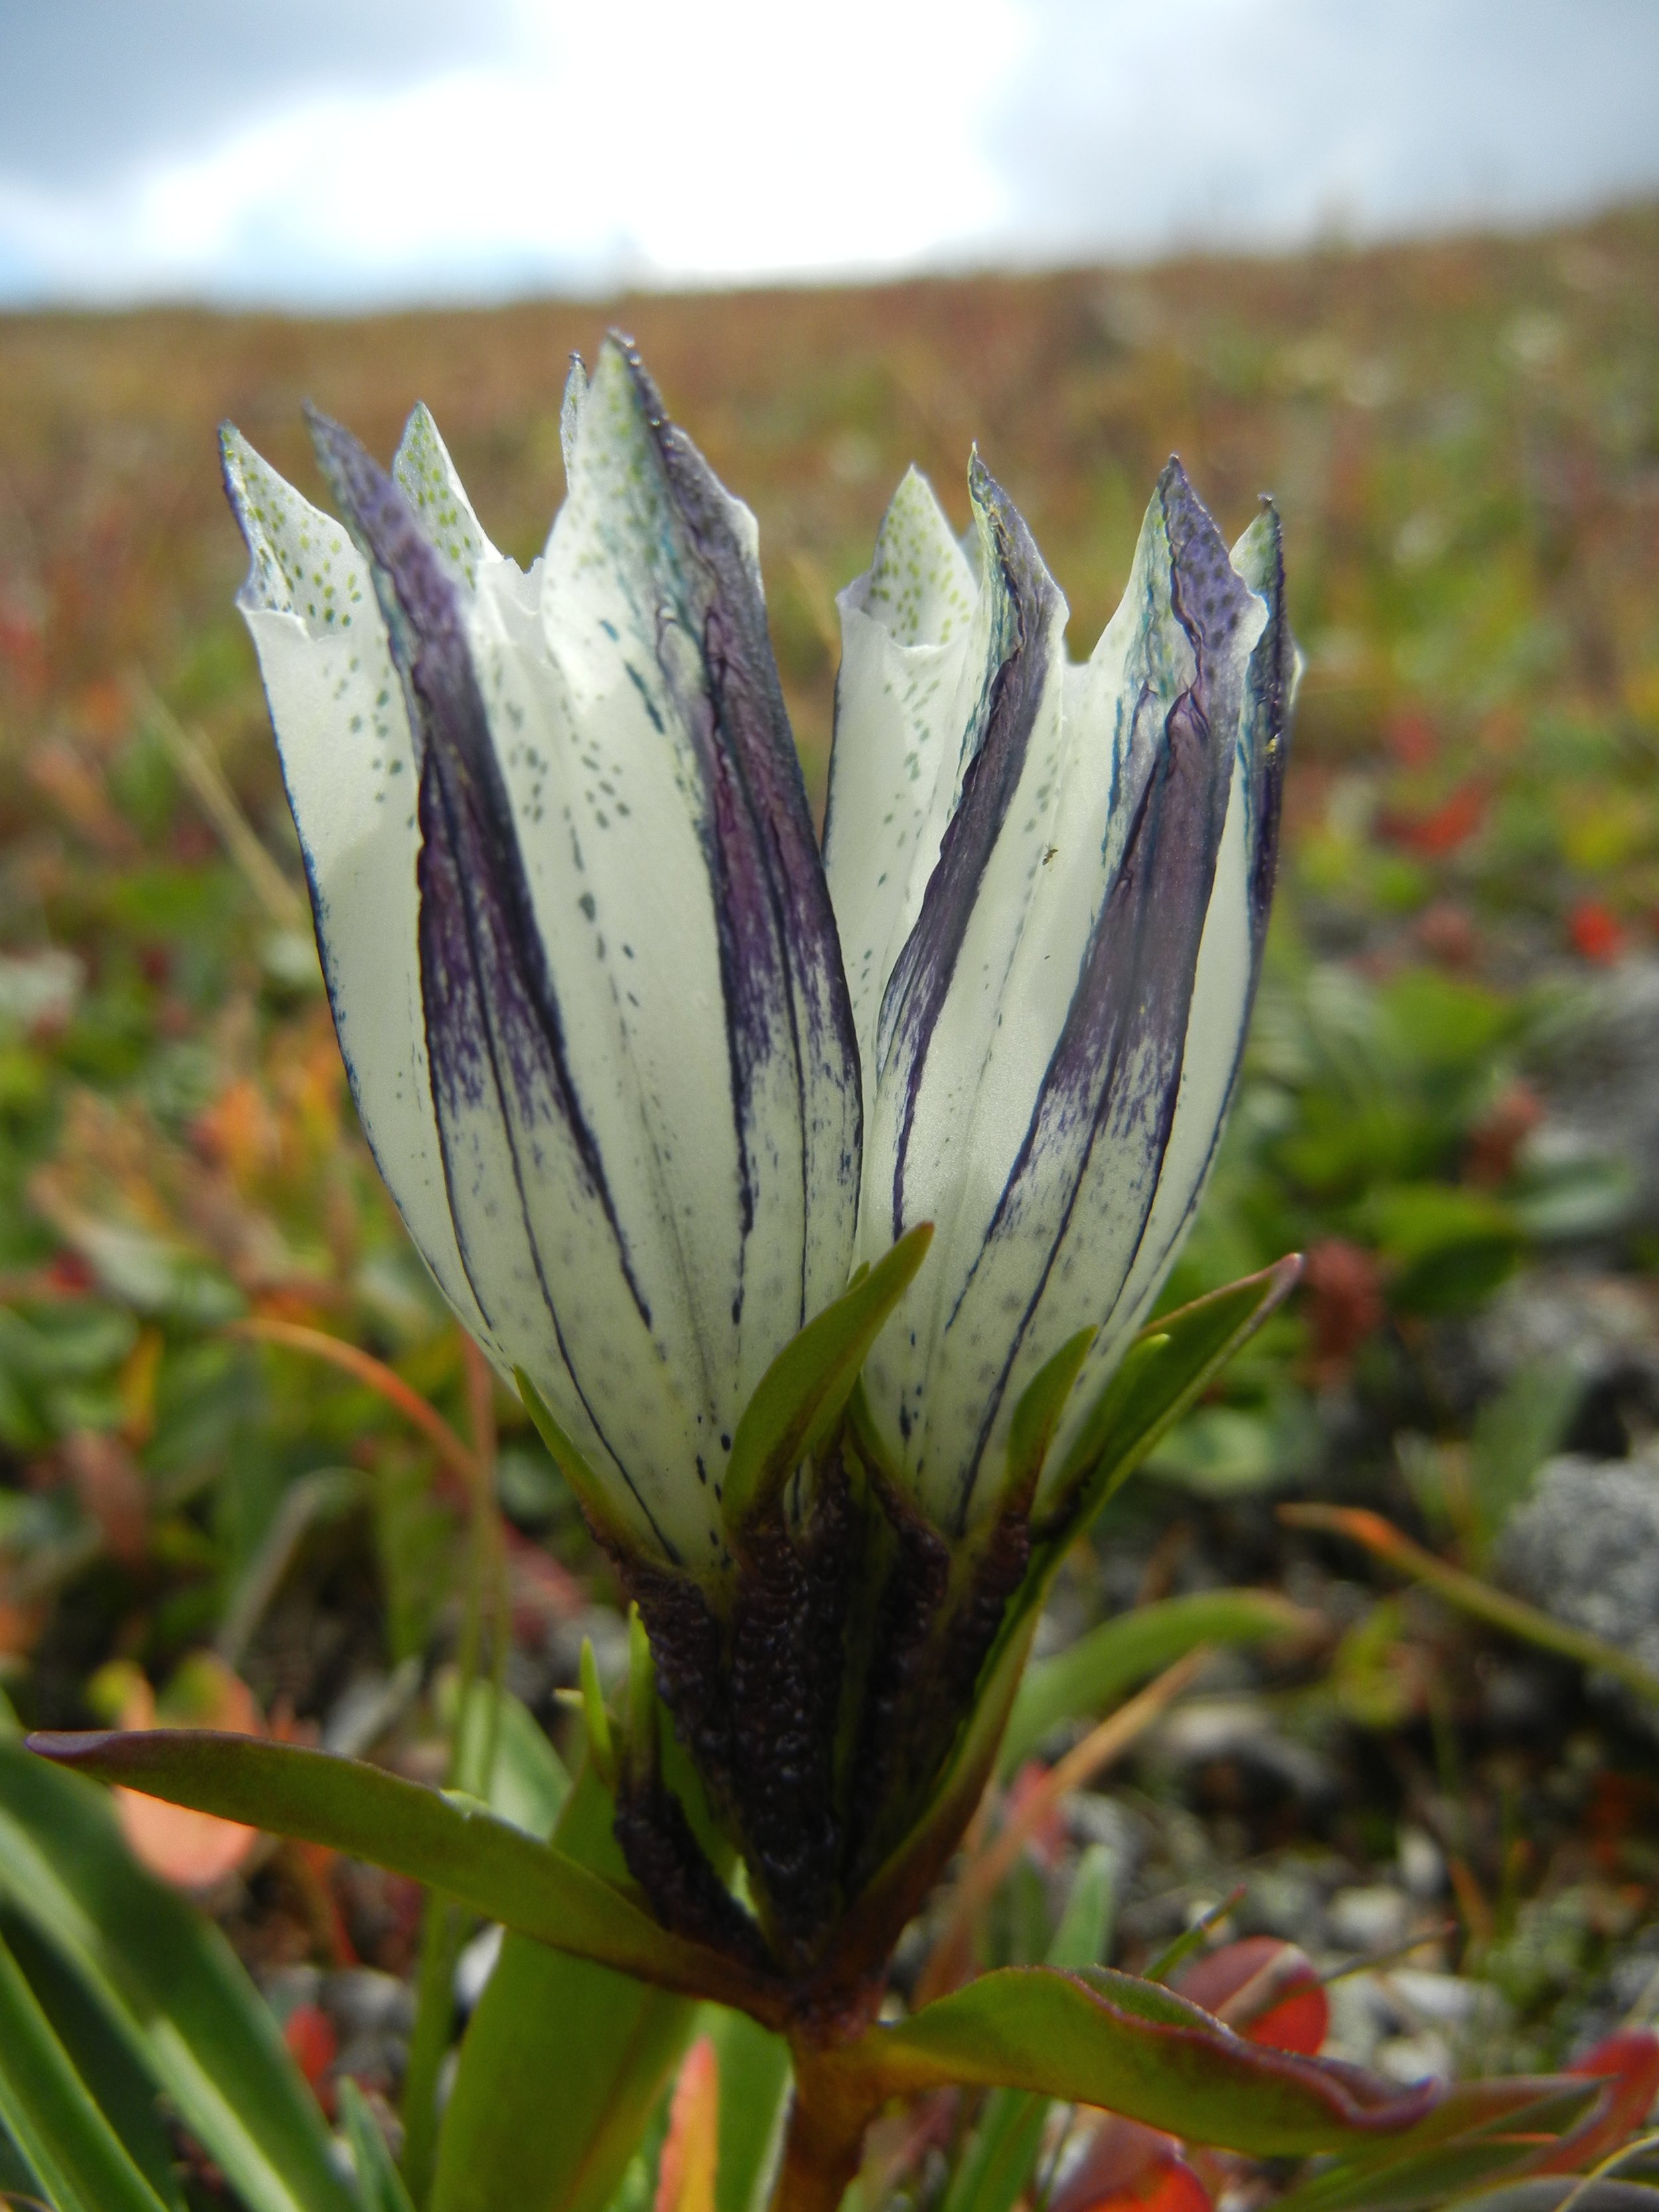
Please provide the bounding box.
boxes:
[604,329,668,429]
[560,353,589,475]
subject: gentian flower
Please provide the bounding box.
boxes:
[224,338,1293,1978]
[224,342,862,1574]
[828,457,1293,1541]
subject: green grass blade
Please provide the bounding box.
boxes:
[338,2081,416,2212]
[0,1911,184,2209]
[432,1763,695,2212]
[707,2005,792,2212]
[0,1741,354,2212]
[940,1846,1117,2212]
[0,1928,171,2212]
[1001,1588,1313,1773]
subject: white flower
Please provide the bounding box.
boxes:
[226,339,1293,1572]
[827,456,1295,1536]
[224,338,860,1572]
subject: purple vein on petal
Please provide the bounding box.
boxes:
[305,406,672,1550]
[942,459,1253,1528]
[614,340,861,1335]
[1241,502,1293,963]
[877,454,1062,1247]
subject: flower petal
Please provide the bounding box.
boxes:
[305,402,702,1562]
[517,340,862,1447]
[220,425,501,1363]
[392,401,498,592]
[862,461,1270,1531]
[1065,499,1295,1414]
[824,465,980,1082]
[305,342,861,1566]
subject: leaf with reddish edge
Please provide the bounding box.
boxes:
[1268,2079,1605,2212]
[851,1966,1436,2156]
[23,1731,784,2024]
[1532,2029,1659,2175]
[1175,1937,1329,2056]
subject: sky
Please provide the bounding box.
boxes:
[0,0,1654,307]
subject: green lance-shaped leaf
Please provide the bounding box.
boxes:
[1003,1327,1097,1513]
[723,1222,934,1527]
[861,1965,1437,2156]
[339,2080,417,2212]
[0,1911,185,2210]
[1046,1256,1303,1532]
[1000,1587,1314,1774]
[24,1732,782,2024]
[0,1927,172,2212]
[434,1762,698,2212]
[443,1676,572,1838]
[0,1736,354,2212]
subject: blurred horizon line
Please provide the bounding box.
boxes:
[3,187,1654,324]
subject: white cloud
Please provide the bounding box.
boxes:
[0,0,1019,304]
[983,0,1659,259]
[0,0,1653,305]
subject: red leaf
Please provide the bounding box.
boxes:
[655,2035,719,2212]
[283,2002,337,2097]
[1532,2028,1659,2174]
[1302,1240,1385,1378]
[1377,778,1488,855]
[1569,900,1626,966]
[1176,1938,1330,2056]
[1052,2117,1212,2212]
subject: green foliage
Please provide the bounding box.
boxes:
[0,1927,172,2212]
[0,1733,354,2212]
[722,1222,932,1528]
[433,1765,695,2212]
[1001,1588,1312,1773]
[870,1964,1431,2155]
[26,1728,769,2012]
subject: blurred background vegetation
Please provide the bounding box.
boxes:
[0,201,1658,2108]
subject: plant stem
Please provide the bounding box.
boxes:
[1279,1504,1659,1705]
[769,2048,881,2212]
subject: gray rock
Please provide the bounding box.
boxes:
[1528,958,1659,1230]
[1328,1884,1411,1955]
[1497,1447,1659,1732]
